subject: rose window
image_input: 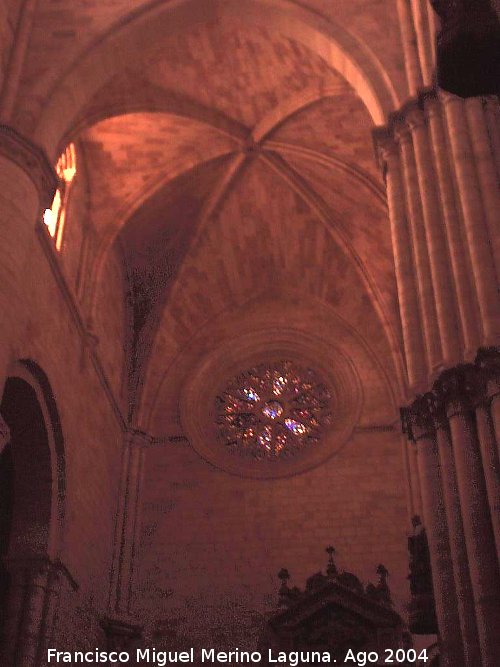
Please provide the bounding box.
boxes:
[215,361,332,460]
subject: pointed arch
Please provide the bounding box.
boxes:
[0,359,66,560]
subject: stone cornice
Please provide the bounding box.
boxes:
[0,124,57,209]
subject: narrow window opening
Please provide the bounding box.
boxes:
[43,143,77,251]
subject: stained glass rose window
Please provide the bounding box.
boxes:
[215,361,332,460]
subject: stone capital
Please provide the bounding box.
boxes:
[419,88,442,120]
[439,90,463,109]
[433,364,486,417]
[425,392,448,431]
[0,125,57,210]
[391,114,412,146]
[372,127,398,172]
[402,395,436,443]
[402,100,426,132]
[475,346,500,400]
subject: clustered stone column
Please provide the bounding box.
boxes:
[375,89,500,393]
[402,396,465,667]
[396,0,436,95]
[1,557,78,667]
[402,349,500,667]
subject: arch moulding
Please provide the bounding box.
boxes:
[3,359,66,560]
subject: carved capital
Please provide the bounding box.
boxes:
[433,364,486,416]
[425,392,448,431]
[475,346,500,399]
[391,112,412,146]
[0,125,57,210]
[402,395,436,443]
[439,90,463,109]
[372,127,398,173]
[403,100,427,132]
[0,412,10,454]
[475,346,500,376]
[419,88,442,120]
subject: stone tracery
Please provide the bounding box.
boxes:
[216,361,332,461]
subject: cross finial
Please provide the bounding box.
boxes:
[278,568,291,600]
[326,545,338,577]
[376,564,392,606]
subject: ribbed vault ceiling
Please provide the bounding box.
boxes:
[65,16,401,416]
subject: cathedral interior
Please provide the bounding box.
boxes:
[0,1,499,666]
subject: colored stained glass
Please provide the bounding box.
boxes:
[216,360,332,461]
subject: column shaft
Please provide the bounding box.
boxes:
[426,0,437,70]
[482,97,500,179]
[383,141,427,387]
[113,433,147,616]
[442,96,500,344]
[396,0,424,96]
[475,403,500,561]
[435,426,482,667]
[16,566,50,667]
[465,97,500,278]
[448,408,500,667]
[127,446,145,612]
[38,569,62,666]
[424,94,480,357]
[408,438,423,517]
[416,435,465,667]
[108,441,131,612]
[410,0,434,85]
[398,128,442,373]
[406,107,460,365]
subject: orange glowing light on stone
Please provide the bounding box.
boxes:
[42,143,77,251]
